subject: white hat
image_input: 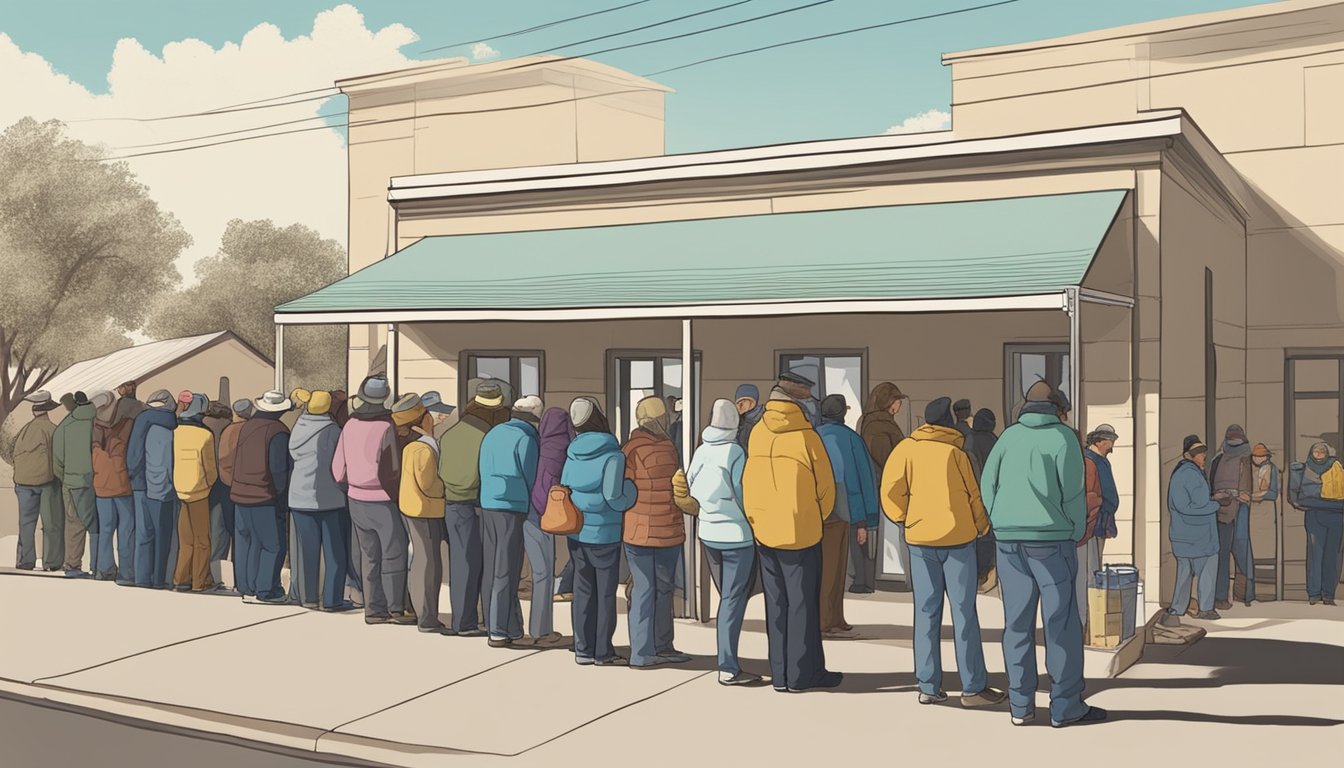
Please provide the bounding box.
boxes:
[709,398,739,431]
[88,389,116,411]
[513,395,544,420]
[570,397,595,427]
[254,389,293,413]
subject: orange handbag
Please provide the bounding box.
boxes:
[540,485,583,535]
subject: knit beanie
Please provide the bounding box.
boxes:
[513,395,544,421]
[924,397,956,428]
[820,394,847,422]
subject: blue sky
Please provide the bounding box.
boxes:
[4,0,1267,152]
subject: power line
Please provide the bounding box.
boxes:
[420,0,657,54]
[70,91,339,124]
[646,0,1022,75]
[111,111,348,150]
[527,0,759,55]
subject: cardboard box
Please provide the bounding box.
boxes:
[1090,633,1122,649]
[1088,587,1121,627]
[1088,612,1124,647]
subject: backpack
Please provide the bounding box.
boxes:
[540,485,583,535]
[1323,462,1344,501]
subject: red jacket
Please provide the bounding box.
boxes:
[1080,456,1102,548]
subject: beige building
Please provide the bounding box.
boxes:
[278,0,1344,620]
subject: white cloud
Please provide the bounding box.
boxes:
[0,4,421,302]
[885,108,951,135]
[470,42,500,61]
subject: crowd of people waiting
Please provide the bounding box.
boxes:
[8,367,1342,728]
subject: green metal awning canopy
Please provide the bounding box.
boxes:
[277,190,1127,322]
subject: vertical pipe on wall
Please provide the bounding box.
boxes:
[274,324,285,392]
[1067,287,1080,427]
[387,323,399,400]
[681,318,697,621]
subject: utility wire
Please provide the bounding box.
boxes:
[527,0,758,54]
[420,0,656,53]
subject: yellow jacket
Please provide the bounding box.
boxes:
[400,433,446,519]
[173,423,218,503]
[743,398,835,550]
[881,424,989,547]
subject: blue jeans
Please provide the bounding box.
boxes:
[908,542,988,696]
[1169,554,1217,615]
[236,503,283,599]
[134,492,177,587]
[996,540,1088,724]
[569,540,622,662]
[625,544,680,666]
[704,545,755,675]
[292,509,348,609]
[93,496,131,580]
[1216,503,1255,602]
[209,482,234,565]
[1305,509,1343,600]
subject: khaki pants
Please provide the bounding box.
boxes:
[820,518,851,631]
[174,499,214,590]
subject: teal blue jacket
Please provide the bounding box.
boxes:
[980,411,1086,542]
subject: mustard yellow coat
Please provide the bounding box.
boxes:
[400,435,446,519]
[173,423,218,503]
[880,424,989,547]
[743,399,836,550]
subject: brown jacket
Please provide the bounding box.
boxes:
[230,418,288,505]
[859,412,906,472]
[92,416,135,498]
[1208,451,1253,525]
[12,416,57,486]
[1081,456,1102,548]
[621,429,686,547]
[218,421,245,488]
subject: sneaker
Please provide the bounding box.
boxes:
[390,613,417,626]
[1052,706,1108,728]
[1194,610,1221,620]
[364,614,392,625]
[575,656,595,666]
[1215,600,1233,610]
[532,632,568,649]
[321,601,357,613]
[553,593,573,603]
[773,686,792,693]
[1158,612,1182,628]
[918,690,949,705]
[656,653,692,664]
[455,628,486,638]
[1011,712,1037,726]
[719,671,762,686]
[487,638,514,648]
[418,624,453,635]
[1309,597,1320,605]
[1325,598,1338,606]
[594,656,629,667]
[790,671,843,692]
[961,688,1007,708]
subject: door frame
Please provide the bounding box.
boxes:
[604,348,702,443]
[1002,341,1070,424]
[1283,348,1344,595]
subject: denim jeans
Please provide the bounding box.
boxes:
[1169,554,1217,615]
[482,509,525,640]
[292,508,349,609]
[134,492,176,587]
[349,499,409,617]
[209,482,234,565]
[625,544,680,665]
[569,540,622,662]
[704,545,755,675]
[523,519,555,638]
[908,542,988,696]
[1305,509,1343,600]
[93,496,131,579]
[1216,503,1255,601]
[758,543,827,690]
[236,503,283,600]
[996,540,1088,724]
[445,502,483,633]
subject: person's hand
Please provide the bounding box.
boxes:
[856,526,868,546]
[1238,492,1251,503]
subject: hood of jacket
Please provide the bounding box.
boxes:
[1306,442,1336,474]
[760,399,811,434]
[910,423,964,447]
[290,412,337,450]
[972,409,997,433]
[139,405,178,432]
[538,407,576,444]
[1015,412,1061,430]
[568,431,619,466]
[701,424,737,445]
[70,403,96,423]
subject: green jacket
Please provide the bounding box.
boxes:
[52,404,96,489]
[980,411,1086,542]
[438,415,489,503]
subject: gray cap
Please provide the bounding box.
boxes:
[420,390,456,415]
[358,374,391,405]
[570,397,596,428]
[232,399,255,418]
[779,370,815,388]
[1087,424,1119,444]
[146,389,175,409]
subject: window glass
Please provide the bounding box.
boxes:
[662,359,683,400]
[630,359,655,390]
[520,357,541,398]
[785,355,823,399]
[1294,398,1341,464]
[824,356,863,430]
[1294,359,1340,393]
[473,357,510,384]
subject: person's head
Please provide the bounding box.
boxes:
[776,371,815,402]
[145,389,175,412]
[924,397,956,429]
[1087,424,1119,455]
[634,395,670,437]
[1049,390,1072,423]
[972,408,996,433]
[306,390,333,418]
[734,384,759,416]
[708,398,740,433]
[512,395,544,423]
[1224,424,1247,447]
[90,390,116,423]
[1252,443,1272,466]
[820,394,847,424]
[420,391,455,426]
[357,375,391,408]
[253,389,292,416]
[1183,434,1209,469]
[26,390,59,419]
[60,392,77,413]
[866,381,906,417]
[116,380,137,399]
[231,398,255,421]
[570,396,610,435]
[391,393,427,431]
[176,390,193,414]
[953,399,972,423]
[1311,442,1332,463]
[181,393,209,421]
[290,389,312,415]
[205,400,231,421]
[474,381,505,409]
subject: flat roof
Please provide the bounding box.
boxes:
[944,0,1341,61]
[337,54,672,95]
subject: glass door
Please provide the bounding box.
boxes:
[1284,354,1344,597]
[777,352,865,429]
[1004,343,1070,424]
[608,352,701,444]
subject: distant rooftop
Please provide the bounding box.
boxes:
[336,54,672,95]
[39,332,269,398]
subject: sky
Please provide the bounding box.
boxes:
[0,0,1268,296]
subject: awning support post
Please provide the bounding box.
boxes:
[681,318,697,621]
[1066,287,1081,426]
[274,324,285,393]
[387,323,399,399]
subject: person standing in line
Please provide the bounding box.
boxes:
[1249,443,1280,601]
[621,396,690,667]
[13,392,62,571]
[90,390,133,582]
[857,382,908,595]
[333,375,411,625]
[815,394,878,639]
[1290,441,1344,606]
[527,406,576,642]
[128,390,179,588]
[963,408,1000,592]
[437,382,506,637]
[393,394,451,634]
[329,390,365,608]
[1207,425,1255,609]
[288,391,351,612]
[217,400,252,593]
[980,381,1104,728]
[733,384,764,453]
[952,399,974,444]
[683,399,761,685]
[1159,436,1224,627]
[478,396,543,648]
[203,400,234,590]
[230,390,293,604]
[743,373,843,693]
[53,391,97,578]
[1076,425,1121,629]
[172,394,218,592]
[562,398,638,666]
[883,397,1005,708]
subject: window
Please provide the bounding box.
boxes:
[1004,344,1070,424]
[777,351,866,430]
[607,351,701,443]
[460,351,544,408]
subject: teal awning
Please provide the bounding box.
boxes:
[278,190,1126,318]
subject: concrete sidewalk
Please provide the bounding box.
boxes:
[1,568,1340,767]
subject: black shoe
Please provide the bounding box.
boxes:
[390,614,418,626]
[847,586,875,594]
[488,637,514,648]
[321,601,357,613]
[594,656,628,667]
[455,628,486,638]
[364,614,392,625]
[789,672,843,692]
[1053,706,1108,728]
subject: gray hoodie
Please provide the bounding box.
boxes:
[287,412,344,512]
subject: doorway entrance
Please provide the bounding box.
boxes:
[1284,352,1344,599]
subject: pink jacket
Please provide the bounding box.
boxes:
[332,416,400,502]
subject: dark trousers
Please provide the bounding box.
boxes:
[209,483,234,564]
[235,503,283,599]
[758,543,827,690]
[481,509,525,641]
[292,508,349,609]
[14,484,52,570]
[445,502,483,632]
[1305,509,1343,601]
[133,492,176,587]
[406,517,447,630]
[1216,510,1255,602]
[348,499,408,617]
[569,539,622,662]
